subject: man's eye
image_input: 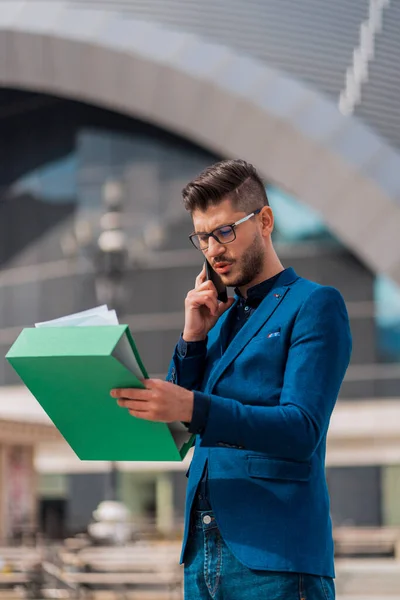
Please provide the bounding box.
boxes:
[216,227,233,238]
[198,234,209,243]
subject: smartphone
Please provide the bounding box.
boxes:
[205,260,228,303]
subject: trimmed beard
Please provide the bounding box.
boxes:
[224,232,265,288]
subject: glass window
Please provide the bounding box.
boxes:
[268,184,337,244]
[375,275,400,361]
[11,153,77,203]
[0,89,215,274]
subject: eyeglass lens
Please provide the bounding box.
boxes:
[193,225,235,249]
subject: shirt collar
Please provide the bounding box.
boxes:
[234,268,288,308]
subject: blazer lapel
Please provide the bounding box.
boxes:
[204,299,238,360]
[205,268,299,393]
[219,298,239,355]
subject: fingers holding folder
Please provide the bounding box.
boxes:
[111,379,194,424]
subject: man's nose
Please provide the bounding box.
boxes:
[207,236,226,258]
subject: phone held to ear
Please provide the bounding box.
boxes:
[205,260,228,303]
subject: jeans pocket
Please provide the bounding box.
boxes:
[320,576,335,600]
[301,574,335,600]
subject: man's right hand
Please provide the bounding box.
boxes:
[182,265,235,342]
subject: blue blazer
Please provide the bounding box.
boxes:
[168,268,352,578]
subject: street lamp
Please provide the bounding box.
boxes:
[94,179,128,315]
[93,179,130,502]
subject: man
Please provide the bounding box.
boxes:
[111,159,352,599]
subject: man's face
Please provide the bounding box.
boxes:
[192,198,266,289]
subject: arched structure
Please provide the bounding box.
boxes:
[1,0,400,284]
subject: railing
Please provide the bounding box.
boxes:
[334,526,400,560]
[2,531,400,600]
[0,540,183,599]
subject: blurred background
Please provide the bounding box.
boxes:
[0,1,400,598]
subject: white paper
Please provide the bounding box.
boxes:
[35,305,119,328]
[35,306,146,380]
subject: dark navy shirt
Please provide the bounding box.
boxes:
[176,269,287,507]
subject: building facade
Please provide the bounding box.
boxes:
[0,0,400,539]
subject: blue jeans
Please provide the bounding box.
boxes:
[184,510,335,600]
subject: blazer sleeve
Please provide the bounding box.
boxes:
[166,335,208,391]
[198,286,352,460]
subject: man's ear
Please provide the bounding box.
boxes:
[260,206,274,237]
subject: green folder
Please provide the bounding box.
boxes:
[6,325,194,461]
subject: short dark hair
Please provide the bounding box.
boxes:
[182,159,269,213]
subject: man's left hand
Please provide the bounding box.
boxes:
[110,380,194,424]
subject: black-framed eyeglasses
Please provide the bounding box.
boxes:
[189,208,262,251]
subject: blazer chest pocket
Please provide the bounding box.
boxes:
[250,327,282,346]
[247,456,311,482]
[245,329,285,363]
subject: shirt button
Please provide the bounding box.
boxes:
[244,306,250,312]
[203,515,212,525]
